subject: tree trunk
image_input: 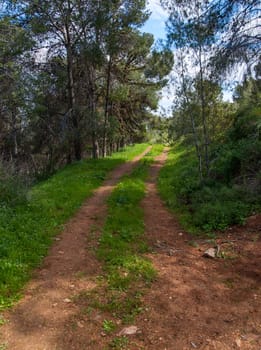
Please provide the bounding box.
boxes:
[92,132,99,159]
[102,56,112,158]
[65,26,82,161]
[199,46,209,176]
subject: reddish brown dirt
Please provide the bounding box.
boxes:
[133,149,261,350]
[1,148,260,350]
[0,147,151,350]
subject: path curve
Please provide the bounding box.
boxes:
[0,147,151,350]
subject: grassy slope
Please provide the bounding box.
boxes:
[0,144,149,309]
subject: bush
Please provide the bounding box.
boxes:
[159,143,259,233]
[193,200,250,231]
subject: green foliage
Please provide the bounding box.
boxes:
[102,319,116,334]
[161,75,261,233]
[158,142,259,233]
[108,336,129,349]
[0,144,149,309]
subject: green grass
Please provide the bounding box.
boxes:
[77,145,163,329]
[98,146,163,291]
[0,143,149,310]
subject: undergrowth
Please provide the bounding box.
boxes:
[0,143,149,310]
[158,142,260,233]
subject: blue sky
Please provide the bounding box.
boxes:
[142,1,173,115]
[141,1,234,116]
[142,0,168,41]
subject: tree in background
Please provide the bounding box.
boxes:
[162,0,260,181]
[1,0,172,176]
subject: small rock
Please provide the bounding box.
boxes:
[179,232,183,236]
[77,321,84,328]
[54,237,61,241]
[235,338,241,347]
[191,341,197,348]
[118,325,138,336]
[203,248,216,258]
[58,250,64,254]
[100,332,106,337]
[168,249,175,256]
[63,298,72,303]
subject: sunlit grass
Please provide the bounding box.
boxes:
[0,144,149,310]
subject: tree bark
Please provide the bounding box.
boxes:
[102,56,112,158]
[65,19,82,161]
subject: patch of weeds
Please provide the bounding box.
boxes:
[90,224,100,233]
[108,336,129,349]
[74,271,86,279]
[82,287,144,324]
[187,241,199,248]
[0,344,7,350]
[218,250,238,260]
[223,278,235,289]
[82,306,94,316]
[0,315,7,326]
[251,234,260,242]
[102,319,116,334]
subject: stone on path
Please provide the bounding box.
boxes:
[118,325,139,336]
[203,247,216,258]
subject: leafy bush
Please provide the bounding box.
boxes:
[193,200,250,231]
[158,142,259,233]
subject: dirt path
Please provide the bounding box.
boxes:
[133,149,261,350]
[0,147,151,350]
[1,147,260,350]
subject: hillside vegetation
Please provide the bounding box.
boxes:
[159,78,261,233]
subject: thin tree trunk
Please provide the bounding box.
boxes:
[199,46,209,176]
[65,22,82,161]
[180,57,203,182]
[102,56,112,158]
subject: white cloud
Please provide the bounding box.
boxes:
[147,0,168,21]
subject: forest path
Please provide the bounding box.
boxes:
[132,149,261,350]
[1,147,260,350]
[0,146,151,350]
